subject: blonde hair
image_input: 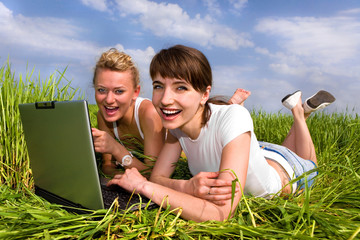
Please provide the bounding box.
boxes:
[93,48,140,87]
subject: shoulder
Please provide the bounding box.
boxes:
[209,104,253,135]
[138,98,163,131]
[208,104,253,146]
[138,98,158,119]
[209,104,251,122]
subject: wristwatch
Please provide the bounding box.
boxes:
[116,152,133,167]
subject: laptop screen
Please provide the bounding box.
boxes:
[19,100,104,210]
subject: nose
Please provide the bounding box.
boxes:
[160,87,174,106]
[105,91,115,104]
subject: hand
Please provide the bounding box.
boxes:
[107,168,147,194]
[92,128,117,154]
[187,172,240,206]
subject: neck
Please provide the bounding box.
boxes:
[180,105,205,140]
[118,101,135,127]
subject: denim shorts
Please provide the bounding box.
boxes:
[258,141,318,192]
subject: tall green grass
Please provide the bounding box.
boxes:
[0,61,82,189]
[0,61,359,239]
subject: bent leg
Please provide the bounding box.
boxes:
[281,96,317,165]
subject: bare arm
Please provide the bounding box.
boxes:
[138,100,166,170]
[149,132,185,189]
[109,132,251,222]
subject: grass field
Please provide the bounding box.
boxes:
[1,62,359,239]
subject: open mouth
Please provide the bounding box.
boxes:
[161,108,182,119]
[104,106,119,115]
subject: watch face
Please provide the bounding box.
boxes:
[122,155,133,166]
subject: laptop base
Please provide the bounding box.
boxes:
[35,185,157,213]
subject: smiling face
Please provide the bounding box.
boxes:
[94,68,139,123]
[152,74,210,136]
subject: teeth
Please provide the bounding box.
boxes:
[105,106,117,110]
[162,109,181,115]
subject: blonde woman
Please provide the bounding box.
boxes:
[91,48,165,176]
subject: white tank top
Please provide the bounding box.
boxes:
[112,97,148,140]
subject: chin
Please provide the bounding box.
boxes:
[161,120,181,130]
[101,111,120,123]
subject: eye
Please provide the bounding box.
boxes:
[114,89,124,94]
[152,84,163,90]
[177,86,188,91]
[96,88,106,94]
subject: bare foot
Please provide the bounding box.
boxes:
[228,88,251,106]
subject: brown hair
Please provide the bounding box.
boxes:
[93,48,140,87]
[150,45,214,125]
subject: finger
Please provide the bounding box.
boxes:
[198,171,220,179]
[91,129,101,137]
[106,179,119,187]
[206,192,238,201]
[209,186,240,195]
[113,174,123,179]
[207,179,235,187]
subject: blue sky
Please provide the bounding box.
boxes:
[1,0,359,114]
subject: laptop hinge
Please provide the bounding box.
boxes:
[35,185,92,214]
[35,101,56,109]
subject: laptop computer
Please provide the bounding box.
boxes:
[19,100,156,212]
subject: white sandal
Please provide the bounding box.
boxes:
[281,90,302,110]
[303,90,336,114]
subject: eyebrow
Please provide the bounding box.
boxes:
[152,80,162,85]
[95,84,126,90]
[152,79,189,86]
[173,79,187,84]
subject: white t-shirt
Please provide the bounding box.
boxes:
[169,103,281,198]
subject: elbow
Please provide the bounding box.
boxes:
[195,201,237,222]
[214,199,240,222]
[218,207,235,222]
[149,173,163,184]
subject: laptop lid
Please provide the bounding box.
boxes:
[19,100,104,210]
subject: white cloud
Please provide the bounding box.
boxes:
[269,63,307,77]
[202,0,222,17]
[229,0,248,10]
[114,0,253,49]
[202,0,248,17]
[255,16,360,65]
[80,0,108,12]
[338,8,360,16]
[0,2,11,19]
[0,2,99,62]
[0,2,157,101]
[212,64,256,96]
[253,11,360,113]
[255,47,270,55]
[254,11,360,83]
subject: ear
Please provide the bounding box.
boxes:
[132,85,141,101]
[200,86,211,105]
